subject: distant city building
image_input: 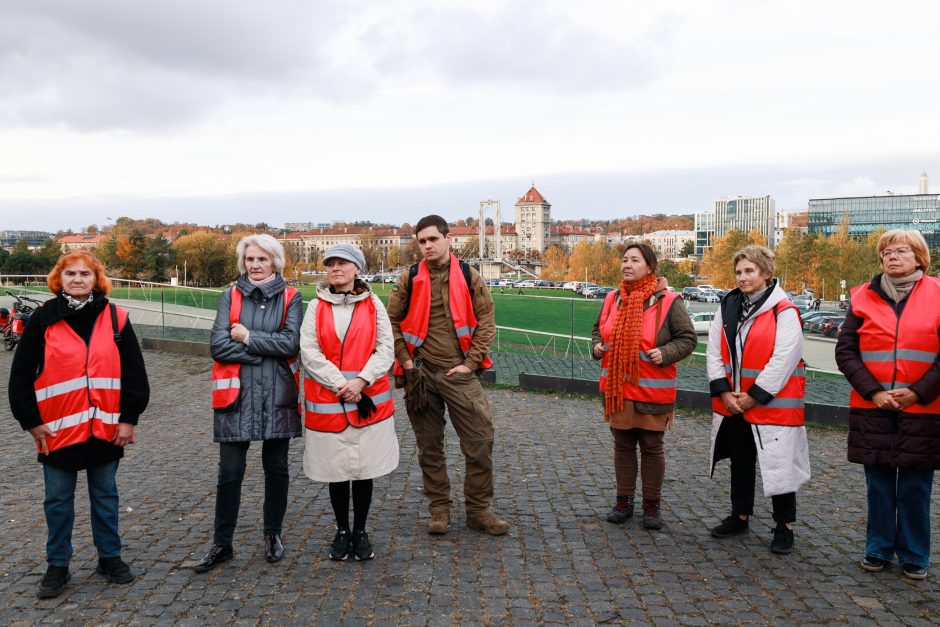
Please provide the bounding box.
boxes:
[0,230,53,249]
[774,209,809,243]
[57,234,106,252]
[278,227,412,267]
[284,221,330,232]
[515,186,551,255]
[808,176,940,249]
[640,230,695,260]
[695,195,776,255]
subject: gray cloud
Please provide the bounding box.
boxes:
[364,1,669,92]
[0,0,363,131]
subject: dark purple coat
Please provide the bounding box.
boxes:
[835,275,940,470]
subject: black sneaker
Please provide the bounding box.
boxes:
[37,565,70,599]
[96,556,135,584]
[770,523,794,554]
[606,496,634,524]
[710,515,749,538]
[902,563,928,580]
[329,529,351,561]
[861,556,889,572]
[353,530,374,561]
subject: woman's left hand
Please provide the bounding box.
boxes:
[338,377,367,402]
[734,393,757,412]
[646,348,664,365]
[112,423,135,447]
[230,323,249,343]
[887,387,919,410]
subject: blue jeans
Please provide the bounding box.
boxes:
[43,460,122,567]
[864,464,934,568]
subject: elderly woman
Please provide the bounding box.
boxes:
[300,244,398,561]
[836,229,940,580]
[593,242,696,529]
[707,245,810,555]
[9,252,150,598]
[195,234,303,572]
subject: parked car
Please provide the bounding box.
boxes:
[517,279,538,288]
[498,278,516,287]
[584,287,615,299]
[682,287,703,301]
[800,310,838,330]
[838,297,850,309]
[564,281,581,291]
[818,316,845,337]
[696,284,718,291]
[577,282,601,295]
[690,311,716,334]
[698,290,721,303]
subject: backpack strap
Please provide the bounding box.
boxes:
[110,303,122,344]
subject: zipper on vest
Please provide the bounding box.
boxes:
[891,295,904,390]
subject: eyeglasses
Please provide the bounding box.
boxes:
[880,247,914,259]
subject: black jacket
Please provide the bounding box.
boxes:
[8,293,150,470]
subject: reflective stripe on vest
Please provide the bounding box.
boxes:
[33,304,128,453]
[597,290,680,404]
[710,300,806,426]
[211,285,299,411]
[304,297,395,433]
[848,276,940,414]
[393,253,493,376]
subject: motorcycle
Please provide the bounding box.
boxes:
[1,291,44,351]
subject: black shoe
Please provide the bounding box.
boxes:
[264,534,284,562]
[95,556,135,584]
[770,523,794,554]
[861,556,890,572]
[710,515,749,538]
[642,500,663,530]
[902,563,928,580]
[606,496,634,524]
[353,530,374,561]
[194,544,233,573]
[329,529,351,561]
[37,565,70,599]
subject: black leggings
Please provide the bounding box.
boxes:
[328,480,373,533]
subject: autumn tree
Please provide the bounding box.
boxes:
[566,241,620,285]
[658,259,693,290]
[359,231,384,272]
[699,229,753,288]
[541,245,568,280]
[172,233,237,286]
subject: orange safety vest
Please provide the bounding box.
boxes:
[393,253,493,375]
[848,277,940,414]
[211,286,299,411]
[598,290,680,404]
[711,300,806,425]
[33,304,128,453]
[304,297,395,432]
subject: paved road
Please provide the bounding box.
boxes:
[0,349,937,625]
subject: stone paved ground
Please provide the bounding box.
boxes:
[0,349,937,625]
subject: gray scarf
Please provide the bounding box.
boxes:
[880,270,923,304]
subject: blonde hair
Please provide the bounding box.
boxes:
[877,229,930,270]
[732,244,775,277]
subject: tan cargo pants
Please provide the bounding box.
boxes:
[405,360,495,518]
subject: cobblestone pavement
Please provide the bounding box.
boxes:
[0,350,937,625]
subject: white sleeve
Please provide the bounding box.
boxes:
[706,307,727,383]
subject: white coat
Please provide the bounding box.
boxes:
[706,281,811,497]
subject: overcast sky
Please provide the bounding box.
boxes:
[1,0,938,232]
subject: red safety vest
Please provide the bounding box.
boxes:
[848,276,940,414]
[393,253,493,375]
[711,300,806,425]
[211,286,299,411]
[304,297,395,432]
[33,305,128,453]
[598,290,680,404]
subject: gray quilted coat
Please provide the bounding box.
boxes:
[210,274,303,442]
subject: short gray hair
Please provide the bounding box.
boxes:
[236,234,285,274]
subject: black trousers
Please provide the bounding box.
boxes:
[721,414,797,524]
[213,439,290,545]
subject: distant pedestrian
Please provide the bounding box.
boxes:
[195,234,303,573]
[836,229,939,581]
[300,244,399,562]
[706,245,810,555]
[9,252,150,598]
[593,243,696,530]
[814,298,821,311]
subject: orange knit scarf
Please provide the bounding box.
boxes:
[605,273,659,417]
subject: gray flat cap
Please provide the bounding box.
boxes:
[323,243,366,271]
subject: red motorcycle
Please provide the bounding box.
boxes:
[1,291,43,351]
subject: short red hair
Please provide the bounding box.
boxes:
[47,251,112,295]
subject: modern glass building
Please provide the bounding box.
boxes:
[808,194,940,249]
[694,195,775,256]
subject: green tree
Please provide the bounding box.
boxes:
[142,234,174,282]
[679,239,695,257]
[658,259,693,290]
[172,233,236,286]
[4,240,37,274]
[34,239,63,272]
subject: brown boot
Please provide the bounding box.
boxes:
[427,510,450,535]
[467,511,510,536]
